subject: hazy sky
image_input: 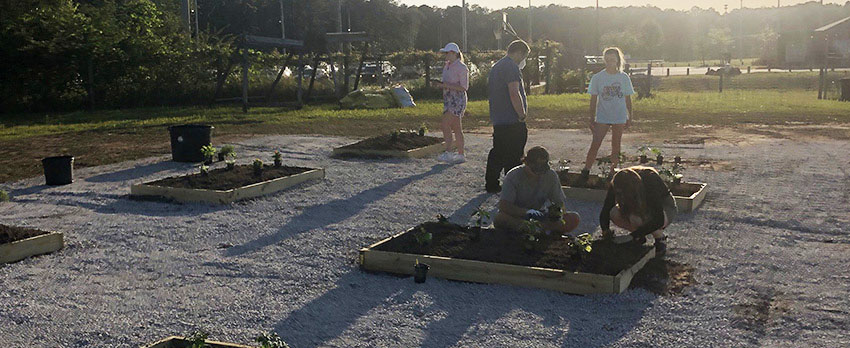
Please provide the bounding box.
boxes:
[397,1,846,12]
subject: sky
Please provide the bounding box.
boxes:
[397,1,847,12]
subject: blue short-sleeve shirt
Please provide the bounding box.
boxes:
[588,70,634,124]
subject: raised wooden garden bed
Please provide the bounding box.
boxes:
[144,336,252,348]
[333,133,444,158]
[130,165,325,204]
[359,222,655,295]
[558,171,708,213]
[1,224,64,264]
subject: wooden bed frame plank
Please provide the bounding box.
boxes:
[359,228,655,295]
[0,232,64,264]
[560,178,707,213]
[332,142,445,159]
[130,168,324,204]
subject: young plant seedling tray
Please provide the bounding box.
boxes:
[1,225,64,264]
[143,336,252,348]
[558,172,708,213]
[131,165,325,204]
[359,223,655,295]
[333,133,445,158]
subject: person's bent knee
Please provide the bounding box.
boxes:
[563,212,580,232]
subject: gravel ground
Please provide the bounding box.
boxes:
[0,130,848,347]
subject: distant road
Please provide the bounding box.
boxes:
[633,66,850,76]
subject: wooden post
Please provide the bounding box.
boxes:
[353,42,368,91]
[424,55,431,88]
[343,55,350,94]
[686,67,689,76]
[296,54,304,105]
[666,68,670,77]
[719,72,723,93]
[242,48,249,113]
[87,56,95,111]
[304,56,320,101]
[265,54,293,102]
[747,66,751,74]
[646,61,652,97]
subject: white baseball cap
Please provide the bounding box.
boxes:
[439,42,461,53]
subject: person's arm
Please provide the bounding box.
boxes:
[499,199,530,218]
[599,187,615,233]
[629,173,669,239]
[625,95,633,129]
[508,81,526,121]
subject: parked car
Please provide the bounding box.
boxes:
[360,61,396,82]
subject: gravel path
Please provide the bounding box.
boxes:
[0,131,848,347]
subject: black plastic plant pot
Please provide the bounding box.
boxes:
[168,124,214,162]
[413,263,430,283]
[274,159,282,167]
[639,155,648,163]
[656,155,664,165]
[674,156,682,165]
[217,153,226,161]
[42,156,74,185]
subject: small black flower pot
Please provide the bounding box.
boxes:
[639,155,648,163]
[656,155,664,165]
[274,159,282,167]
[218,153,226,162]
[204,157,213,165]
[413,263,430,283]
[42,156,74,185]
[673,177,682,185]
[674,156,682,165]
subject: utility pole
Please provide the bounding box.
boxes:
[528,0,532,45]
[180,0,191,36]
[462,0,468,52]
[280,0,286,39]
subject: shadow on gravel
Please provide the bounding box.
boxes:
[85,160,187,183]
[225,164,451,257]
[274,269,655,348]
[13,191,227,217]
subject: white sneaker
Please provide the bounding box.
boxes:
[451,153,466,164]
[437,151,453,162]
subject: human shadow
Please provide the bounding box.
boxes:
[85,161,188,183]
[225,163,450,257]
[12,191,226,217]
[274,268,654,348]
[446,192,493,224]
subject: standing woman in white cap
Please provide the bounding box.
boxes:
[433,42,469,164]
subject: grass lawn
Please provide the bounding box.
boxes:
[1,86,848,183]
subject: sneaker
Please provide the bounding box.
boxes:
[437,151,453,162]
[450,153,466,164]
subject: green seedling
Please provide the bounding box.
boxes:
[418,123,428,136]
[184,330,209,348]
[253,158,263,175]
[472,208,491,228]
[218,145,235,161]
[415,226,432,246]
[556,159,571,172]
[573,232,593,253]
[596,158,613,179]
[638,145,651,163]
[201,145,216,163]
[273,150,283,167]
[256,332,290,348]
[225,151,236,170]
[436,214,449,224]
[618,151,628,164]
[0,190,9,202]
[199,164,209,176]
[545,203,565,223]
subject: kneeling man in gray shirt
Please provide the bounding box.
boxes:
[494,146,580,235]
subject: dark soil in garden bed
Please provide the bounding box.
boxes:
[558,170,701,197]
[374,222,653,276]
[339,133,442,151]
[1,224,48,244]
[147,165,313,191]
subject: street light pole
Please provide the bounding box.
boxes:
[462,0,468,52]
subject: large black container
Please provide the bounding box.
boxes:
[169,125,213,162]
[42,156,74,185]
[413,262,430,283]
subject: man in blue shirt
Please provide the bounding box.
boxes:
[485,40,530,193]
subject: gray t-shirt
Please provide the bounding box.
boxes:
[500,165,566,211]
[488,56,527,126]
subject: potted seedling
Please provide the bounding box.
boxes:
[390,130,400,142]
[436,214,450,224]
[256,332,290,348]
[0,190,9,202]
[218,145,235,161]
[470,208,491,241]
[225,152,237,170]
[565,232,593,261]
[658,165,684,185]
[273,150,282,167]
[596,158,613,182]
[618,151,628,165]
[546,203,565,224]
[185,330,209,348]
[674,155,682,165]
[522,220,544,253]
[653,147,664,165]
[253,158,264,176]
[671,164,684,184]
[418,123,428,136]
[414,259,430,283]
[201,145,216,165]
[199,164,210,176]
[638,145,651,164]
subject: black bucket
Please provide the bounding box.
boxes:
[42,156,74,185]
[168,124,213,162]
[413,262,430,283]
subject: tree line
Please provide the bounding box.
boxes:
[2,0,849,112]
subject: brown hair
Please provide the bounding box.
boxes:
[603,47,625,71]
[522,146,549,164]
[507,40,530,55]
[612,166,651,220]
